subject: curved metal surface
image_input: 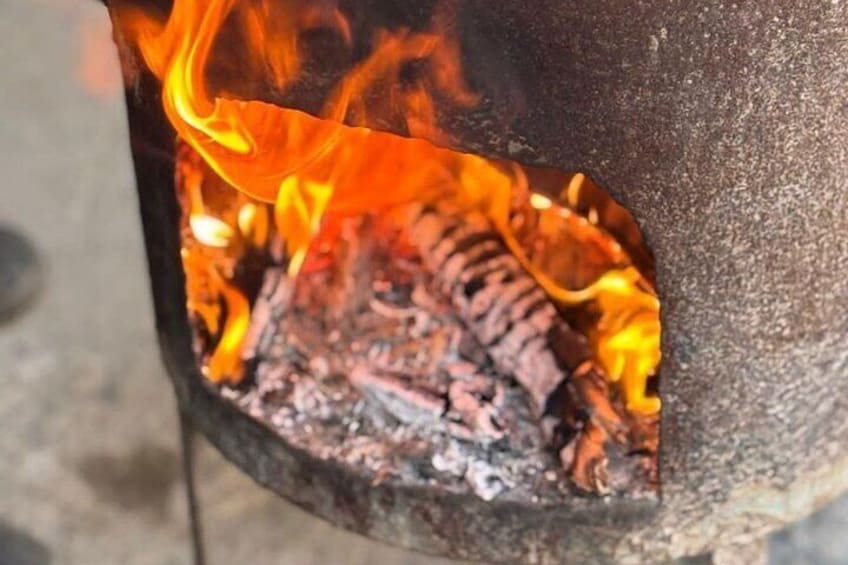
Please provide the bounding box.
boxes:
[112,1,848,562]
[445,2,848,560]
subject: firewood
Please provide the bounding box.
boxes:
[237,209,644,495]
[349,365,506,442]
[406,204,592,417]
[350,365,446,427]
[447,376,506,441]
[241,267,291,362]
[406,204,633,493]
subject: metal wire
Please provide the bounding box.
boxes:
[179,408,207,565]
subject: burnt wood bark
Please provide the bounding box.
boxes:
[405,204,640,494]
[406,205,591,415]
[241,217,517,446]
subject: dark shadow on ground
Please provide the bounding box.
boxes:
[76,443,180,518]
[0,520,51,565]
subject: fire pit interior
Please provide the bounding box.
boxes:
[104,0,848,560]
[112,0,661,502]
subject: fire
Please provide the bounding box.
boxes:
[113,0,661,415]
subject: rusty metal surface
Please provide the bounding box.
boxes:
[110,0,848,562]
[436,2,848,560]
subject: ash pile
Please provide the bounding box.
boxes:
[216,206,655,502]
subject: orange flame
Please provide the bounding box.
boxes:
[115,0,661,414]
[240,0,352,90]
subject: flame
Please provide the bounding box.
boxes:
[206,270,250,381]
[274,176,332,275]
[181,247,250,382]
[240,0,352,90]
[237,202,269,248]
[568,267,661,415]
[175,144,266,384]
[116,0,661,415]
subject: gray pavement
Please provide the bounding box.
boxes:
[0,1,844,563]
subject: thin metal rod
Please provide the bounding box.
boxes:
[179,408,207,565]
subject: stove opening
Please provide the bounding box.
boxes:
[115,0,660,497]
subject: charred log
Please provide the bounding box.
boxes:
[405,204,643,494]
[237,213,544,499]
[232,208,654,497]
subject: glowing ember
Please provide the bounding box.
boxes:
[113,0,661,417]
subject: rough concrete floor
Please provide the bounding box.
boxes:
[0,1,845,564]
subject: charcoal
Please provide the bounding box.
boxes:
[407,204,590,416]
[447,377,506,441]
[229,209,652,499]
[350,365,446,427]
[230,213,562,501]
[406,204,649,495]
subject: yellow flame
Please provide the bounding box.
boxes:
[530,192,554,210]
[274,176,333,276]
[566,172,585,208]
[581,268,661,415]
[206,275,250,382]
[238,202,269,248]
[190,214,235,247]
[119,0,661,413]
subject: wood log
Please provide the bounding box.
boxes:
[406,205,592,417]
[349,364,507,442]
[239,208,643,494]
[240,267,289,362]
[406,204,636,493]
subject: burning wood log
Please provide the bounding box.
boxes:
[407,206,586,411]
[234,206,651,496]
[350,365,506,442]
[241,214,518,453]
[406,204,632,493]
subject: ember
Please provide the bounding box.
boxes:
[113,0,661,495]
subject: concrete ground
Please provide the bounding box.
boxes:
[0,1,844,563]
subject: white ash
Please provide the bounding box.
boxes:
[431,442,469,478]
[465,460,511,501]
